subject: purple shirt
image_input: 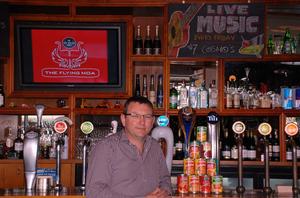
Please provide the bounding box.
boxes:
[86,130,172,198]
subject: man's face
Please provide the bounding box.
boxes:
[121,102,154,141]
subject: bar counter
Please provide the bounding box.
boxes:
[0,188,296,197]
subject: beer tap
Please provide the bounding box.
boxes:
[53,117,73,191]
[258,122,273,195]
[151,115,174,174]
[207,111,220,173]
[23,104,44,193]
[80,121,94,190]
[178,107,196,158]
[232,121,246,194]
[284,122,299,195]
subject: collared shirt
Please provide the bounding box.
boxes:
[86,130,172,198]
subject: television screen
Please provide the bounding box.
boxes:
[13,19,127,92]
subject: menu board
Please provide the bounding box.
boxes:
[168,3,265,58]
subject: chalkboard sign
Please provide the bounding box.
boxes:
[168,3,265,58]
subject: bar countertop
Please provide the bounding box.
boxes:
[0,188,297,197]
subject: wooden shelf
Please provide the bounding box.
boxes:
[0,107,70,115]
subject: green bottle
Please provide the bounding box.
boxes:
[282,28,292,54]
[267,35,274,55]
[169,82,178,109]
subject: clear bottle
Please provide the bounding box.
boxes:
[169,82,178,109]
[152,25,161,55]
[156,75,163,108]
[14,126,24,159]
[134,74,141,96]
[149,75,156,106]
[209,80,218,108]
[179,80,188,109]
[268,133,273,160]
[197,81,208,109]
[4,127,15,159]
[226,81,233,108]
[133,25,143,55]
[221,129,231,160]
[144,25,152,55]
[142,74,148,98]
[0,84,4,107]
[286,137,292,161]
[189,81,197,108]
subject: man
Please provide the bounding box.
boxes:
[86,96,172,198]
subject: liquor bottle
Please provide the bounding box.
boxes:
[221,129,231,160]
[133,25,143,55]
[286,136,292,161]
[268,133,273,160]
[189,81,197,108]
[134,74,141,96]
[152,25,161,55]
[179,80,188,109]
[242,132,248,160]
[257,135,265,162]
[174,128,184,160]
[272,129,280,161]
[169,82,178,109]
[233,82,240,109]
[14,126,24,159]
[267,35,275,55]
[248,130,257,161]
[144,25,152,55]
[156,74,163,108]
[197,81,208,109]
[4,127,14,159]
[282,28,292,54]
[296,134,300,160]
[209,80,218,108]
[149,75,156,106]
[0,84,4,107]
[142,74,148,98]
[225,81,233,108]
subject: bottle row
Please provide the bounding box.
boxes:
[169,80,218,110]
[133,24,161,55]
[134,73,163,108]
[267,28,300,55]
[0,124,68,160]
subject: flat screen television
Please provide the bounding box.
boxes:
[12,17,127,94]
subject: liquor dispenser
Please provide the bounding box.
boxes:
[53,117,73,191]
[79,121,94,190]
[207,111,220,173]
[258,122,273,194]
[23,104,44,192]
[232,121,246,194]
[284,122,299,195]
[151,116,174,174]
[178,107,196,157]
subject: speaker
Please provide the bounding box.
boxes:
[0,2,9,57]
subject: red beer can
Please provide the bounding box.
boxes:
[200,174,211,194]
[188,174,200,194]
[194,158,206,175]
[183,158,195,175]
[177,174,188,194]
[189,140,200,159]
[207,158,217,177]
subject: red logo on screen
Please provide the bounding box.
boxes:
[52,37,87,69]
[31,29,109,83]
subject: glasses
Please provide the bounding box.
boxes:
[124,113,154,121]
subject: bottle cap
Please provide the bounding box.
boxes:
[258,122,272,136]
[54,121,68,134]
[232,121,246,134]
[285,122,298,137]
[80,121,94,135]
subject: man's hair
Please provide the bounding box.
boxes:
[123,96,153,114]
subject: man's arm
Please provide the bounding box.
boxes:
[86,141,133,198]
[158,148,172,195]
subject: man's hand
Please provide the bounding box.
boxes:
[145,188,170,198]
